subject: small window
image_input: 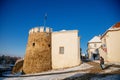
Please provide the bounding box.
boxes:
[48,44,51,47]
[32,43,35,46]
[94,44,96,47]
[59,47,64,54]
[102,44,106,47]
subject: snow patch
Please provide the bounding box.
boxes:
[91,74,120,80]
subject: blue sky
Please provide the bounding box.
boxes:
[0,0,120,57]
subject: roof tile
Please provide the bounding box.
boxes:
[112,22,120,28]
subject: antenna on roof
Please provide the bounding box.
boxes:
[44,13,47,27]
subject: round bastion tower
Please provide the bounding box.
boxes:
[23,27,52,74]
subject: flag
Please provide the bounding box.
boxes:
[44,13,47,27]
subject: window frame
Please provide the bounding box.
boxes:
[94,43,96,47]
[59,47,64,54]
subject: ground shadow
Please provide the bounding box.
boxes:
[105,64,120,69]
[63,73,120,80]
[82,59,91,63]
[104,64,113,69]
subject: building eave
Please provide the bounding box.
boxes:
[52,30,78,34]
[101,28,120,39]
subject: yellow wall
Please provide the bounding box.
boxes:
[106,30,120,62]
[98,47,107,61]
[23,32,52,74]
[52,30,81,69]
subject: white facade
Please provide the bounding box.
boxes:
[87,36,102,59]
[99,22,120,62]
[52,30,81,69]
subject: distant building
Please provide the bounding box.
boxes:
[23,27,81,74]
[99,22,120,62]
[81,53,87,60]
[87,36,102,60]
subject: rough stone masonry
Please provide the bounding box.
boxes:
[23,27,52,74]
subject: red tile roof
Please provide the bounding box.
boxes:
[112,22,120,28]
[101,22,120,39]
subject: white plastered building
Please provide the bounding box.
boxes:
[87,36,102,60]
[52,30,81,69]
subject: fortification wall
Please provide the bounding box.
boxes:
[12,59,24,74]
[23,27,52,74]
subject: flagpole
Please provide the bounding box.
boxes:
[44,13,47,28]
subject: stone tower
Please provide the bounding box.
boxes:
[23,27,52,74]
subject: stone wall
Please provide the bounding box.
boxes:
[12,59,24,74]
[23,31,52,74]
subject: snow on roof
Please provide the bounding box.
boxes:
[112,22,120,28]
[108,22,120,30]
[88,36,101,43]
[53,30,78,33]
[60,29,66,31]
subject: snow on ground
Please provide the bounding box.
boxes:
[91,61,120,80]
[0,63,92,80]
[1,72,84,80]
[52,63,93,73]
[91,74,120,80]
[1,62,120,80]
[94,60,120,65]
[19,63,93,76]
[1,71,88,80]
[93,60,120,73]
[102,67,120,73]
[107,62,120,66]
